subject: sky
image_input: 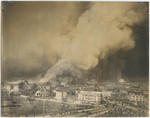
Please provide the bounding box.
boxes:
[1,1,149,83]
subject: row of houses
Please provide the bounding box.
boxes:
[2,81,148,105]
[2,80,51,92]
[78,91,147,104]
[3,83,19,92]
[110,91,148,103]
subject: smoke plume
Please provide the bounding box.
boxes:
[39,2,146,83]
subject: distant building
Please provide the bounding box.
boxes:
[128,93,144,102]
[5,84,19,92]
[55,91,63,100]
[111,92,128,100]
[3,83,11,92]
[45,86,51,90]
[3,80,32,92]
[43,90,51,98]
[66,94,78,103]
[34,90,42,97]
[61,82,67,87]
[55,91,67,101]
[13,84,19,91]
[25,84,32,90]
[34,89,51,98]
[39,84,51,90]
[78,91,102,104]
[110,93,121,100]
[3,82,19,93]
[102,91,112,98]
[143,94,148,104]
[21,80,32,90]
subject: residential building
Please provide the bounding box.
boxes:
[128,93,144,102]
[3,83,11,92]
[55,91,67,101]
[39,84,51,90]
[78,91,102,104]
[34,90,42,97]
[13,84,19,91]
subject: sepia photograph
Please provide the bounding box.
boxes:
[1,1,149,117]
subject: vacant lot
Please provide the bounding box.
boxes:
[2,97,90,117]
